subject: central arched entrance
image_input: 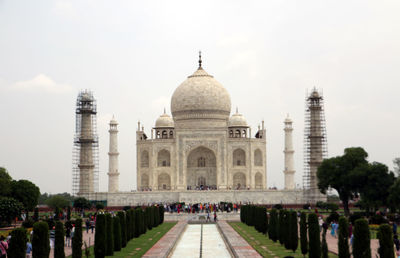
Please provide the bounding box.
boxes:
[186,146,217,190]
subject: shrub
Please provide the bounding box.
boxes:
[353,218,371,258]
[268,208,278,242]
[125,209,131,240]
[370,214,388,225]
[95,203,104,210]
[326,212,339,224]
[308,213,320,258]
[377,224,394,258]
[54,221,65,258]
[22,218,35,228]
[72,218,82,258]
[321,227,328,258]
[303,203,310,210]
[113,216,121,252]
[289,211,298,252]
[105,213,114,256]
[32,221,50,258]
[300,212,308,256]
[283,211,290,249]
[67,206,71,221]
[131,209,136,238]
[159,205,164,224]
[0,197,23,225]
[94,214,106,258]
[8,227,27,258]
[326,202,339,212]
[33,207,39,222]
[117,211,127,248]
[349,212,364,224]
[278,209,285,245]
[134,209,140,237]
[273,204,283,210]
[338,217,350,258]
[154,206,160,226]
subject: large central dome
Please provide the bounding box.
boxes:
[171,66,231,123]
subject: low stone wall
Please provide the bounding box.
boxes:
[82,189,323,206]
[164,212,240,221]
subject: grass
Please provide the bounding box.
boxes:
[229,222,338,258]
[69,222,176,257]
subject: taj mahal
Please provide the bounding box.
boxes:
[73,54,326,206]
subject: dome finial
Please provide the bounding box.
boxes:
[164,107,166,114]
[236,107,238,113]
[198,51,202,68]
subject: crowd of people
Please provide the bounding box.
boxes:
[163,202,240,214]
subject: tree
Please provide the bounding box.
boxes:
[105,213,114,256]
[125,209,131,240]
[353,218,370,258]
[0,197,22,225]
[389,178,400,211]
[32,222,50,258]
[67,206,71,221]
[159,205,164,224]
[268,208,278,242]
[94,214,106,258]
[73,197,91,211]
[278,209,285,245]
[131,209,136,238]
[0,167,12,196]
[317,147,368,216]
[117,211,127,248]
[378,224,394,258]
[321,227,328,258]
[394,157,400,176]
[72,218,83,258]
[113,216,122,251]
[46,195,70,211]
[300,212,308,257]
[308,213,321,258]
[338,216,350,258]
[283,210,290,250]
[358,162,395,210]
[8,227,27,258]
[11,180,40,211]
[33,207,39,222]
[54,221,65,258]
[289,211,298,252]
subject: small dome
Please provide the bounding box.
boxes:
[110,115,118,125]
[228,109,248,127]
[155,112,174,128]
[171,67,231,121]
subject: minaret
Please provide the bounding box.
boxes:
[107,116,119,193]
[283,115,295,190]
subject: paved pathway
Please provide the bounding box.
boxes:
[49,229,95,258]
[143,221,186,258]
[218,221,262,258]
[325,232,379,257]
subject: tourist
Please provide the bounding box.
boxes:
[318,216,323,231]
[50,226,56,248]
[90,219,95,233]
[65,225,71,247]
[394,234,400,256]
[26,241,32,258]
[85,219,90,233]
[394,222,398,236]
[348,222,353,238]
[207,212,211,222]
[0,236,8,258]
[330,221,337,238]
[214,212,217,222]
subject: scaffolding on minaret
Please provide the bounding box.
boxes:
[303,88,328,193]
[72,90,99,196]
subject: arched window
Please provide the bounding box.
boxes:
[233,148,246,166]
[169,131,174,138]
[141,174,149,189]
[229,130,233,138]
[254,149,262,166]
[242,130,247,138]
[157,149,171,167]
[235,130,241,138]
[162,130,167,139]
[156,131,161,139]
[255,172,263,189]
[198,157,206,167]
[141,150,149,167]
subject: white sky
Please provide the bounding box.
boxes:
[0,0,399,194]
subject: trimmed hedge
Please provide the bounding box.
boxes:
[159,205,164,224]
[94,214,106,258]
[32,221,50,258]
[338,216,350,258]
[278,209,285,245]
[268,208,278,242]
[113,216,122,252]
[117,211,127,248]
[8,227,27,258]
[378,224,394,258]
[105,213,114,256]
[300,212,308,256]
[353,218,371,258]
[308,213,320,258]
[72,218,82,258]
[288,211,298,252]
[55,221,65,258]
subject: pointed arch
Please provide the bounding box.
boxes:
[140,150,149,168]
[157,149,171,167]
[233,148,246,166]
[254,149,263,166]
[255,172,263,189]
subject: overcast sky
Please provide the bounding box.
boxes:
[1,0,399,194]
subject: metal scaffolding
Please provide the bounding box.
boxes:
[303,88,328,191]
[72,90,99,196]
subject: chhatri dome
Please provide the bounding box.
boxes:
[228,108,248,127]
[155,109,174,128]
[171,53,231,122]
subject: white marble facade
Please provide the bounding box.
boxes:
[136,62,267,192]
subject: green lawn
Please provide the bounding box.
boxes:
[70,222,176,257]
[229,222,338,258]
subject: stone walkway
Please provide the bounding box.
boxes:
[218,221,262,258]
[143,221,186,258]
[49,229,96,258]
[325,232,379,257]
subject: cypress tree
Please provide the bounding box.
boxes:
[33,207,39,222]
[105,213,114,256]
[32,221,50,258]
[140,208,146,235]
[94,214,106,258]
[155,206,160,226]
[278,209,285,245]
[289,211,298,252]
[268,208,278,242]
[117,211,127,247]
[378,224,394,258]
[260,207,267,234]
[308,213,321,258]
[125,209,131,240]
[131,209,136,237]
[8,227,27,258]
[54,221,65,258]
[321,227,328,258]
[353,218,370,258]
[67,206,71,221]
[72,218,83,258]
[113,216,122,252]
[134,209,140,237]
[338,216,350,258]
[159,205,164,224]
[284,210,291,250]
[300,212,308,257]
[146,207,153,230]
